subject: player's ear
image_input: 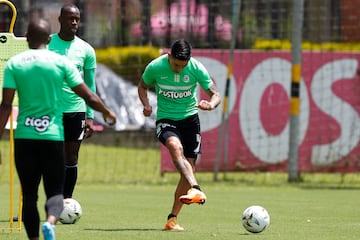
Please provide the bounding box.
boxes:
[46,35,51,44]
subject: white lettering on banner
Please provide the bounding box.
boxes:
[194,57,237,131]
[239,58,310,164]
[161,51,360,172]
[311,59,360,166]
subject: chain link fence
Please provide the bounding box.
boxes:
[2,0,360,175]
[2,0,358,49]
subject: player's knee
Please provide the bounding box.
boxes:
[166,138,182,150]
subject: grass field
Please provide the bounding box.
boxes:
[1,183,360,240]
[1,140,360,239]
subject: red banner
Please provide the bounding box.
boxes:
[161,50,360,173]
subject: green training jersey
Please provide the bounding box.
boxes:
[3,49,83,140]
[48,34,96,117]
[142,54,213,121]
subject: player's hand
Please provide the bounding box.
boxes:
[103,111,117,126]
[84,118,94,139]
[197,100,215,111]
[143,105,152,117]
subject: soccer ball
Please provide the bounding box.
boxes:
[242,205,270,233]
[59,198,82,224]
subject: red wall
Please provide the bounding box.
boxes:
[161,50,360,173]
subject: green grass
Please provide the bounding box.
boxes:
[1,140,360,239]
[1,184,360,240]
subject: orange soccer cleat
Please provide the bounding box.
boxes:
[179,188,207,205]
[164,217,184,231]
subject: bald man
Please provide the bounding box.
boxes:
[0,18,116,240]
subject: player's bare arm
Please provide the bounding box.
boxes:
[84,118,94,138]
[84,68,96,138]
[138,79,153,117]
[72,83,117,126]
[0,89,15,138]
[197,84,221,111]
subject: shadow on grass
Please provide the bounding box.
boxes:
[84,228,164,232]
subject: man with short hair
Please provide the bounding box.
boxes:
[138,39,221,231]
[48,3,97,199]
[0,18,116,240]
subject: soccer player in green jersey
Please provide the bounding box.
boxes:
[48,4,97,199]
[0,18,116,240]
[138,39,221,231]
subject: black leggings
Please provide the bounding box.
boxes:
[15,139,65,238]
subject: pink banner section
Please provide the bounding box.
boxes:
[161,50,360,173]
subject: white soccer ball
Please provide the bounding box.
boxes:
[242,205,270,233]
[59,198,82,224]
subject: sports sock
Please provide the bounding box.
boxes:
[192,185,201,191]
[46,194,64,218]
[168,213,177,220]
[64,164,78,198]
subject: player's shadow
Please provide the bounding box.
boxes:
[84,228,163,232]
[0,219,17,223]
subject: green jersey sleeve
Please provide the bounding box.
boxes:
[63,57,84,88]
[3,60,17,89]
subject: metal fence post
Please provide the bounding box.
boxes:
[288,0,304,182]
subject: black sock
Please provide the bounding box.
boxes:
[192,185,201,191]
[168,213,177,220]
[63,164,78,198]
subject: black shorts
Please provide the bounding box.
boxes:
[63,112,86,141]
[156,114,201,159]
